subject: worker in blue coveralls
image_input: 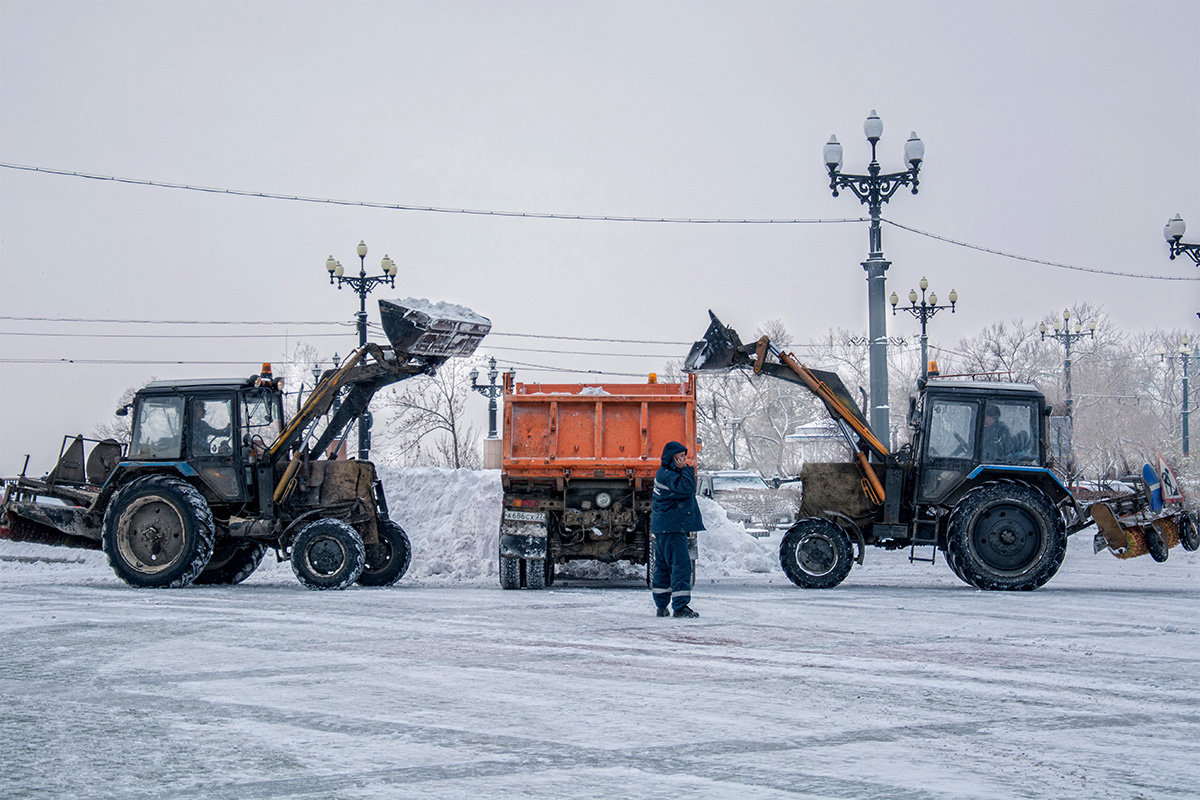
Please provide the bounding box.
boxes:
[650,441,704,618]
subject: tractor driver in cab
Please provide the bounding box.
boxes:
[190,400,233,455]
[982,403,1012,463]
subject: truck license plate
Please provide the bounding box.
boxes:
[504,510,544,523]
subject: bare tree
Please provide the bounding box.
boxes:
[92,385,140,445]
[374,358,483,469]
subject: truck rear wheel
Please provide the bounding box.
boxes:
[525,558,547,590]
[357,520,411,586]
[194,539,266,585]
[291,519,365,590]
[101,475,215,588]
[948,481,1066,591]
[499,553,521,589]
[779,517,853,589]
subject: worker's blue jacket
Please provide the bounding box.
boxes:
[650,441,705,534]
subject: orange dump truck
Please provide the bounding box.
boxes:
[498,373,698,589]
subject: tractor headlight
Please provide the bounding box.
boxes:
[595,492,612,509]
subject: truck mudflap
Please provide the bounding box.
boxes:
[499,531,548,560]
[378,298,491,358]
[1090,502,1196,560]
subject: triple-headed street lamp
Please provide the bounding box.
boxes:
[825,110,925,443]
[1040,309,1096,471]
[890,277,957,381]
[1158,336,1199,456]
[1163,214,1200,266]
[469,356,510,440]
[326,241,397,460]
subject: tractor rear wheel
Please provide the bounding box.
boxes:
[779,517,853,589]
[194,539,266,585]
[525,558,547,590]
[357,520,412,587]
[290,519,365,590]
[947,481,1066,591]
[101,475,215,588]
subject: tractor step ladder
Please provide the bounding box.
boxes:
[908,518,938,564]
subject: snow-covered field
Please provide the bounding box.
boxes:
[1,469,1197,799]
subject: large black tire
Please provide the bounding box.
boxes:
[194,539,266,585]
[101,475,215,588]
[943,544,979,588]
[947,481,1066,591]
[356,520,412,587]
[646,534,656,587]
[525,558,547,590]
[290,519,365,590]
[1145,522,1169,563]
[1177,512,1198,552]
[779,517,854,589]
[499,553,521,589]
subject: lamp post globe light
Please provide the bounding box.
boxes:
[469,356,510,440]
[1158,336,1199,456]
[890,277,957,381]
[1039,309,1096,474]
[825,110,925,442]
[1163,214,1200,266]
[326,241,398,460]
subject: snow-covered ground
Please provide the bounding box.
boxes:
[1,469,1197,799]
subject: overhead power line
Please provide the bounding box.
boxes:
[883,219,1200,282]
[0,162,860,225]
[4,161,1194,281]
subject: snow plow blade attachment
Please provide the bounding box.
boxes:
[1090,502,1196,560]
[684,311,747,372]
[379,298,491,359]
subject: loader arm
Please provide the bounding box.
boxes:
[685,311,888,505]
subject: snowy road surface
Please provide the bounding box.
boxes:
[1,537,1197,800]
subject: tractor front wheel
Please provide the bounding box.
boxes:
[779,517,853,589]
[291,519,365,590]
[357,520,412,587]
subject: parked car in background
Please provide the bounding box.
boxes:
[697,470,800,537]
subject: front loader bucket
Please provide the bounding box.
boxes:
[684,311,746,372]
[379,298,491,359]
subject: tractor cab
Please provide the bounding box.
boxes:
[911,379,1057,507]
[124,377,285,502]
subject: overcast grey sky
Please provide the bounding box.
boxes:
[1,0,1197,471]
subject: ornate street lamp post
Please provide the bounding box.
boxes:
[326,241,397,460]
[1039,309,1096,473]
[469,357,509,440]
[1163,214,1200,265]
[1159,337,1199,456]
[890,277,957,380]
[825,110,925,443]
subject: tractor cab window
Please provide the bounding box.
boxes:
[129,396,184,459]
[189,397,234,457]
[242,390,282,456]
[981,400,1039,465]
[926,400,977,460]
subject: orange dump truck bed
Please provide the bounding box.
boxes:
[502,373,697,480]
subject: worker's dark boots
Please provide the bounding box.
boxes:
[656,607,670,617]
[673,606,699,619]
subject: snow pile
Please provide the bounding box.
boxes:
[386,297,490,325]
[379,466,503,584]
[577,386,611,395]
[378,467,774,585]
